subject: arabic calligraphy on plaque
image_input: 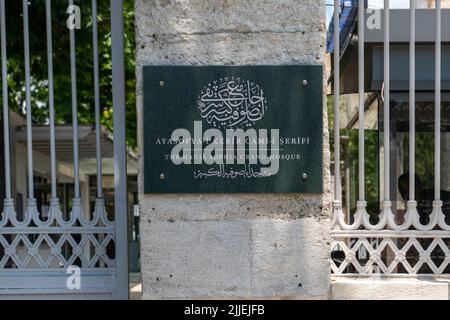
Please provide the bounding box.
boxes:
[197,77,268,129]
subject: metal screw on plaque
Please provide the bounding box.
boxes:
[302,80,308,87]
[302,173,308,180]
[159,80,165,87]
[160,174,165,180]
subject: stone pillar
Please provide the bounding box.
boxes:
[136,0,330,299]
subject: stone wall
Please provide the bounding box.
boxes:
[135,0,330,299]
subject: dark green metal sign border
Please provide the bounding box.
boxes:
[143,65,323,194]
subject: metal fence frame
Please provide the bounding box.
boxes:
[331,0,450,276]
[0,0,128,299]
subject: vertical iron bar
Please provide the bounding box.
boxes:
[334,0,342,202]
[111,0,129,299]
[358,0,365,201]
[435,0,441,201]
[0,0,11,200]
[69,0,80,199]
[383,0,390,202]
[23,0,34,200]
[92,0,103,199]
[409,0,416,201]
[46,0,57,199]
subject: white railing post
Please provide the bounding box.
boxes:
[91,0,109,227]
[435,0,442,201]
[93,0,103,200]
[45,0,62,227]
[20,0,39,226]
[354,0,369,229]
[405,0,422,230]
[408,1,416,203]
[383,0,398,230]
[358,0,365,204]
[0,0,15,227]
[334,0,341,203]
[434,0,448,230]
[46,0,56,199]
[23,0,33,202]
[68,0,83,224]
[0,0,10,201]
[111,0,129,299]
[383,0,390,205]
[332,0,345,228]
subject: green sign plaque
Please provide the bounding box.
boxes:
[144,65,323,193]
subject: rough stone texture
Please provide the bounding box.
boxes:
[141,217,330,299]
[250,218,330,298]
[140,194,325,222]
[136,0,330,299]
[141,220,252,298]
[332,278,450,300]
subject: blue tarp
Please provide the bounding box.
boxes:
[327,0,359,57]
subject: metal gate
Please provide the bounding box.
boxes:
[0,0,128,299]
[331,0,450,276]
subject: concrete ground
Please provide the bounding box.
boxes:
[130,272,142,300]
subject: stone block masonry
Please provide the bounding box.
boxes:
[136,0,330,299]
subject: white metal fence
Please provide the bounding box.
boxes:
[0,0,128,299]
[331,0,450,276]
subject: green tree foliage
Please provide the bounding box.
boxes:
[328,96,380,217]
[402,133,435,191]
[346,129,380,216]
[2,0,136,147]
